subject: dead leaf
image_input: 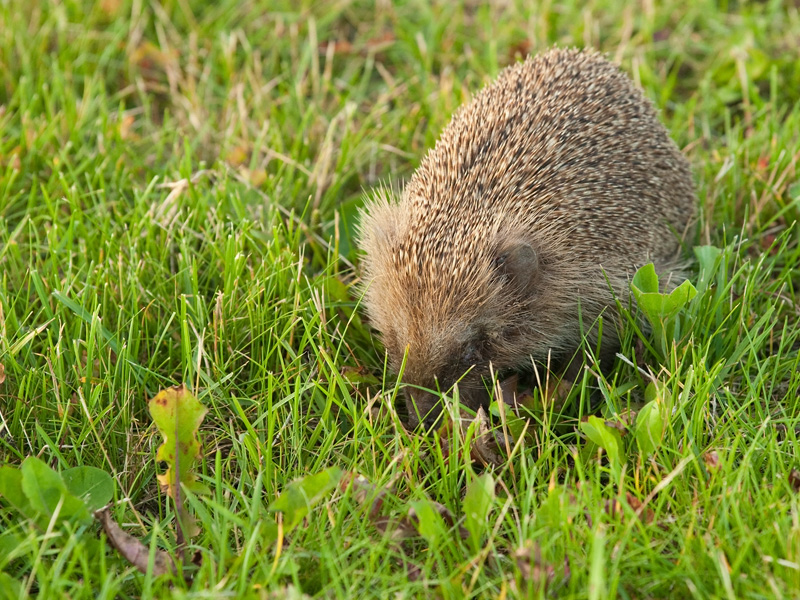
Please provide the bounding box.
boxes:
[408,500,469,539]
[603,497,625,520]
[617,409,637,428]
[129,41,178,83]
[376,500,470,542]
[320,39,353,54]
[513,540,556,594]
[365,31,395,52]
[498,374,519,405]
[704,450,721,471]
[604,419,629,435]
[403,559,424,581]
[508,39,533,62]
[239,167,267,187]
[0,363,5,384]
[342,472,387,520]
[462,406,509,467]
[542,376,574,411]
[95,508,175,576]
[225,145,249,167]
[595,491,656,525]
[57,394,79,419]
[118,114,136,141]
[624,492,655,524]
[100,0,123,17]
[653,28,671,42]
[789,469,800,493]
[188,549,202,569]
[377,514,419,541]
[339,472,410,539]
[760,232,777,252]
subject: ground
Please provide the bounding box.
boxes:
[1,0,800,598]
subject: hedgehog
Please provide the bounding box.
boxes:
[357,48,696,427]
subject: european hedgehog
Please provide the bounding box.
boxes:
[358,48,696,427]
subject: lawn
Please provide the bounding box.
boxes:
[2,0,800,598]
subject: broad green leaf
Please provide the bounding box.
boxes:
[635,399,665,456]
[148,384,209,496]
[0,466,33,518]
[631,263,697,317]
[634,292,671,321]
[666,280,697,312]
[580,416,624,471]
[788,181,800,201]
[410,499,447,546]
[20,457,91,524]
[631,263,659,294]
[634,283,695,321]
[0,530,23,563]
[463,473,494,552]
[0,572,22,600]
[631,263,698,356]
[62,467,115,512]
[268,467,343,533]
[644,380,671,405]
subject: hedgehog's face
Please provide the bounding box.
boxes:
[402,335,496,429]
[359,195,541,427]
[397,244,539,428]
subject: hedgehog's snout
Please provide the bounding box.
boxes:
[406,388,441,429]
[405,369,493,430]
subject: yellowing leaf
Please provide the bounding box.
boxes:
[148,385,209,497]
[130,41,178,73]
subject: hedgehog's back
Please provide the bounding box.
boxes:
[404,47,695,271]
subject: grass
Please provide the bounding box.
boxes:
[1,0,800,597]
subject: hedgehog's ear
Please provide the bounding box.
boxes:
[494,242,538,291]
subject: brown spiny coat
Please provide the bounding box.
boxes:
[358,48,696,426]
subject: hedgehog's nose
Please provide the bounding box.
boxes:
[406,389,442,430]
